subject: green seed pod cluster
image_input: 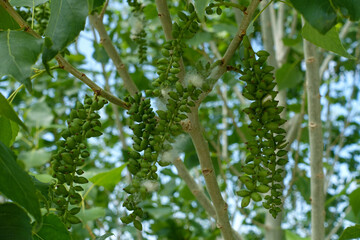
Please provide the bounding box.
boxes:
[50,94,107,228]
[121,88,201,229]
[150,4,200,89]
[151,39,184,88]
[205,0,247,15]
[133,29,147,64]
[172,4,200,40]
[17,2,50,36]
[127,0,147,63]
[236,36,288,218]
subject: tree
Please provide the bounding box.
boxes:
[0,0,359,239]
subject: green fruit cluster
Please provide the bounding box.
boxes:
[236,36,288,218]
[172,4,200,40]
[134,29,147,63]
[151,39,184,88]
[50,95,107,228]
[17,2,50,36]
[121,87,201,229]
[127,0,147,63]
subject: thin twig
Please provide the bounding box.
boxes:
[0,0,128,109]
[89,13,139,96]
[99,0,109,20]
[324,206,352,240]
[173,158,217,218]
[217,86,247,143]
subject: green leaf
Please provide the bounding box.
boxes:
[195,0,210,22]
[0,6,20,30]
[187,31,213,47]
[96,233,114,240]
[145,206,173,219]
[285,230,311,240]
[89,164,127,190]
[77,207,106,223]
[339,225,360,240]
[92,42,109,64]
[345,210,360,224]
[0,203,32,240]
[275,62,302,90]
[0,30,43,91]
[294,173,310,204]
[31,176,51,201]
[333,0,360,21]
[26,100,54,127]
[33,214,71,240]
[302,23,355,59]
[19,149,51,170]
[289,0,337,34]
[0,141,42,226]
[87,0,105,13]
[9,0,48,7]
[0,92,27,131]
[0,117,19,147]
[349,188,360,217]
[42,0,88,63]
[143,4,158,20]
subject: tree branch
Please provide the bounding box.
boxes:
[89,13,139,96]
[0,0,128,109]
[209,0,261,82]
[173,158,217,218]
[303,19,325,240]
[187,109,235,240]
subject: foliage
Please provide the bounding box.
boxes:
[0,0,359,239]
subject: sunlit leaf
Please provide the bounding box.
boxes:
[0,117,19,146]
[19,149,51,170]
[77,207,106,223]
[339,225,360,240]
[8,0,48,7]
[26,100,54,127]
[195,0,210,22]
[302,23,354,59]
[96,233,114,240]
[0,92,27,131]
[89,164,127,190]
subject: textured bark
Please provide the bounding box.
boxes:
[303,35,325,240]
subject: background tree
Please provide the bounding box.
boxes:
[0,0,359,239]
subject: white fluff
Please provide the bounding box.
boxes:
[130,16,144,35]
[185,72,204,88]
[142,180,159,192]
